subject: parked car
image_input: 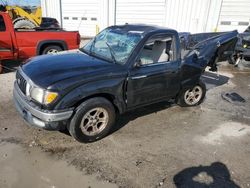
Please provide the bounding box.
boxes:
[13,24,238,143]
[0,12,80,72]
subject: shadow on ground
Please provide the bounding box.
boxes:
[61,71,230,138]
[110,101,173,134]
[111,71,230,135]
[1,60,20,73]
[201,71,229,90]
[173,162,240,188]
[60,101,174,137]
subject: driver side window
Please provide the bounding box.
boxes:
[137,35,175,66]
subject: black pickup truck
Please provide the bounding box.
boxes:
[13,24,238,142]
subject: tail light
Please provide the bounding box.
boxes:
[77,33,80,45]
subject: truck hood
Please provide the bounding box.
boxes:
[22,51,123,89]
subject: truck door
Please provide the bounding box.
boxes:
[0,15,14,60]
[126,34,180,108]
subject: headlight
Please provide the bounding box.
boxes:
[30,87,44,104]
[30,87,58,105]
[26,82,31,96]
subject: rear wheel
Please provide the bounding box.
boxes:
[69,97,116,143]
[42,45,62,55]
[177,80,206,107]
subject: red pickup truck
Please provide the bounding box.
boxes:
[0,12,80,71]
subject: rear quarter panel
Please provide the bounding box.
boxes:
[15,31,79,59]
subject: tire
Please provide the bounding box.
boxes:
[69,97,116,143]
[177,80,206,107]
[228,53,243,67]
[42,45,62,55]
[0,63,3,74]
[14,19,36,29]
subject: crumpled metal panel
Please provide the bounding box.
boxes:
[181,30,238,72]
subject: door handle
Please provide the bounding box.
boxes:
[131,75,147,80]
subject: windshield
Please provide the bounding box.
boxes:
[81,28,143,65]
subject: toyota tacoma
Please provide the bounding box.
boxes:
[13,24,238,142]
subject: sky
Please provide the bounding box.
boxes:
[3,0,40,6]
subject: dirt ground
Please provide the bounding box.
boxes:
[0,61,250,188]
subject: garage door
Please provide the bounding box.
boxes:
[217,0,250,32]
[165,0,212,33]
[61,0,100,37]
[115,0,166,26]
[115,0,214,33]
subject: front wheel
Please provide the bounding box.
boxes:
[177,81,206,107]
[69,97,116,143]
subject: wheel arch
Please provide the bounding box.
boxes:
[73,93,122,114]
[36,40,68,55]
[180,74,201,90]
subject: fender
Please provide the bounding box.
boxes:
[36,40,68,55]
[180,53,203,89]
[180,74,201,89]
[54,77,127,113]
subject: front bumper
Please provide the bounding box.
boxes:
[13,82,73,130]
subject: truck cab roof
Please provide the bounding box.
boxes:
[109,24,178,36]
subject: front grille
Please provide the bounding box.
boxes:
[16,70,27,95]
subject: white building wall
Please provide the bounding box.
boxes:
[41,0,62,26]
[217,0,250,32]
[60,0,101,37]
[115,0,166,26]
[165,0,222,33]
[115,0,221,33]
[108,0,116,26]
[42,0,110,36]
[205,0,223,32]
[41,0,250,36]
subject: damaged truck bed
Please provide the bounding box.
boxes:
[180,31,238,70]
[13,24,238,142]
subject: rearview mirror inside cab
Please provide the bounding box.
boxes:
[134,59,143,68]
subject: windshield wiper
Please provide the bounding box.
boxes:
[105,42,118,64]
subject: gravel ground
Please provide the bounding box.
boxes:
[0,61,249,188]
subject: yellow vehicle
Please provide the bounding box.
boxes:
[5,5,42,28]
